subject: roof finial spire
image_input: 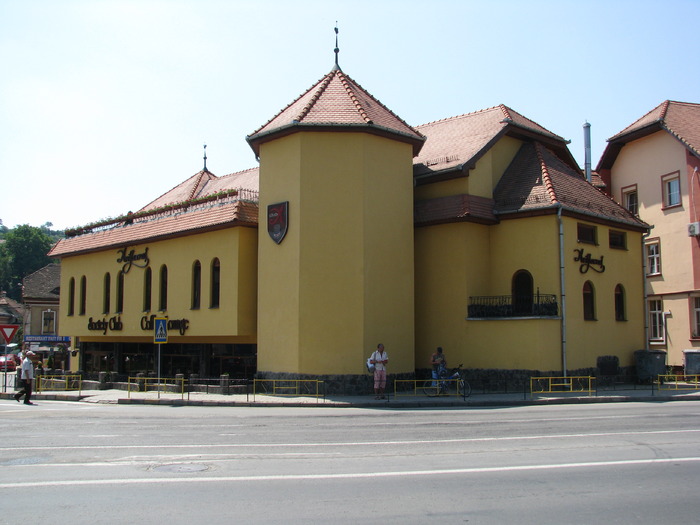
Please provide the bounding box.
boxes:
[333,22,340,70]
[203,144,208,171]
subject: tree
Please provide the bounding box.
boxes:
[0,225,55,300]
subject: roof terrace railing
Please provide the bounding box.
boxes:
[468,293,558,318]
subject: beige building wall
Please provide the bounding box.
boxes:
[608,130,699,366]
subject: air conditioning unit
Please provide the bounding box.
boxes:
[689,222,700,237]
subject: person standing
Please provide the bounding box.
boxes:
[14,349,35,405]
[430,346,447,385]
[370,343,389,400]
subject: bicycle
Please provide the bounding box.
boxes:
[422,363,471,398]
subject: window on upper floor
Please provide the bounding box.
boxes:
[646,239,661,276]
[614,284,626,321]
[159,265,168,311]
[192,260,202,310]
[143,267,152,312]
[68,277,75,317]
[649,298,665,342]
[210,258,220,309]
[103,273,111,314]
[577,223,597,245]
[693,297,700,339]
[661,172,681,209]
[609,230,627,250]
[622,185,639,216]
[42,310,56,335]
[79,276,87,316]
[116,271,124,313]
[583,281,596,320]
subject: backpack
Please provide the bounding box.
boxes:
[366,356,375,374]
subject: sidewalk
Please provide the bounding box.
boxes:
[3,385,700,408]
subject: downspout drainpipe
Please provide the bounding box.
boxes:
[642,229,652,351]
[557,205,567,377]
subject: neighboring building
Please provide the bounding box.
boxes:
[21,263,71,369]
[598,100,700,370]
[0,291,25,348]
[48,62,649,391]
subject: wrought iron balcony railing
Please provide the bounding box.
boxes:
[468,294,558,318]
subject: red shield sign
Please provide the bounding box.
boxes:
[267,202,289,244]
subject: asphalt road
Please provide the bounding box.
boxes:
[1,400,699,524]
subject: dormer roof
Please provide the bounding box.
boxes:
[246,67,425,156]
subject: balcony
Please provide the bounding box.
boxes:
[468,294,558,319]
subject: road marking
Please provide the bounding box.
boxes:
[1,456,699,488]
[1,428,699,452]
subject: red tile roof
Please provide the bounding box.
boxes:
[247,67,425,156]
[598,100,700,170]
[49,198,258,257]
[495,142,648,229]
[414,194,497,226]
[413,105,574,182]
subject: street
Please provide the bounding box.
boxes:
[1,400,700,524]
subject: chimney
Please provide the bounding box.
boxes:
[583,122,592,183]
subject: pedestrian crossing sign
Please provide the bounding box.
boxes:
[154,317,167,344]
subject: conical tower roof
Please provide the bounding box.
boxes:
[247,67,425,156]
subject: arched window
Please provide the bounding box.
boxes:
[614,284,626,321]
[583,281,596,320]
[116,271,125,313]
[79,276,87,315]
[159,265,168,311]
[143,267,152,312]
[192,260,201,309]
[103,273,111,314]
[210,258,220,309]
[512,270,533,316]
[68,277,75,316]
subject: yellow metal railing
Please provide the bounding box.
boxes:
[394,379,466,397]
[128,376,187,400]
[657,374,700,390]
[36,375,82,393]
[530,376,595,395]
[253,379,325,399]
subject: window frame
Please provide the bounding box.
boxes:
[79,276,87,316]
[159,265,168,312]
[583,280,596,321]
[661,171,681,209]
[577,223,598,245]
[692,297,700,339]
[103,272,111,314]
[143,266,152,312]
[621,184,639,215]
[648,298,665,342]
[42,309,56,335]
[614,284,626,321]
[68,277,75,317]
[210,258,221,309]
[646,239,661,276]
[192,260,202,310]
[609,230,627,250]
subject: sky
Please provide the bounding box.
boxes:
[2,0,699,231]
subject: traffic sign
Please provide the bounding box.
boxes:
[0,325,19,344]
[154,317,167,344]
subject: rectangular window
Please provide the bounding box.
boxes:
[649,298,664,342]
[694,297,700,338]
[646,240,661,275]
[622,185,638,215]
[661,172,681,208]
[42,310,56,335]
[577,223,597,245]
[609,230,627,249]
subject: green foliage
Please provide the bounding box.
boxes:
[0,225,56,300]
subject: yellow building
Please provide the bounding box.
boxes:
[598,101,700,370]
[49,63,649,392]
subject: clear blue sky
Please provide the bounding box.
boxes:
[2,0,698,230]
